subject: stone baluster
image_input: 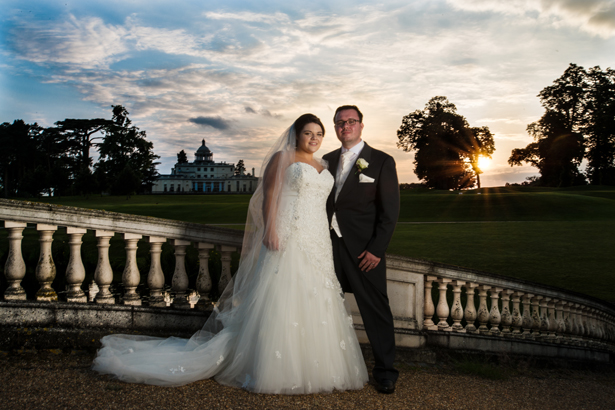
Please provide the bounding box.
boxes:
[476,285,491,334]
[436,278,452,331]
[171,239,191,309]
[538,297,550,339]
[587,308,597,341]
[464,282,479,333]
[450,280,465,332]
[65,227,87,303]
[500,289,514,336]
[573,304,583,343]
[218,245,235,294]
[562,302,572,342]
[147,237,167,307]
[35,224,58,302]
[511,291,524,337]
[94,231,115,304]
[423,276,438,330]
[195,242,215,311]
[521,293,534,338]
[555,300,566,342]
[122,233,142,305]
[530,295,542,338]
[547,299,557,340]
[488,287,503,336]
[3,221,27,300]
[577,304,589,340]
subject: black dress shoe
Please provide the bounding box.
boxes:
[375,379,395,394]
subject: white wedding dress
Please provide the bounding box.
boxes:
[93,162,369,394]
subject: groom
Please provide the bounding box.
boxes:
[324,105,400,394]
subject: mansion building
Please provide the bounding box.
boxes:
[152,140,258,194]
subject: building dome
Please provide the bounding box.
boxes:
[194,139,213,163]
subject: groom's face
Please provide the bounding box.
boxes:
[334,109,364,149]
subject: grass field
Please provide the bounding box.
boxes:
[5,185,615,302]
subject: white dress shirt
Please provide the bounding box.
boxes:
[331,140,365,237]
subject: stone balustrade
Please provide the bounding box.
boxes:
[411,258,615,350]
[1,198,614,362]
[0,198,243,308]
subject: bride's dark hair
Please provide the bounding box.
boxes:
[293,113,325,137]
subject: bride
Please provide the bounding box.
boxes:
[93,114,369,394]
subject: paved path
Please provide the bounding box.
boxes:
[1,350,614,410]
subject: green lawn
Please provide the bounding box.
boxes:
[6,186,615,302]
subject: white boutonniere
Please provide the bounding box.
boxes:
[355,158,369,174]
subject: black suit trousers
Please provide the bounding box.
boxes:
[331,233,399,384]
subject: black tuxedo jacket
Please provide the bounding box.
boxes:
[323,143,400,293]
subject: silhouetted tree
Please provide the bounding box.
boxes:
[509,63,615,186]
[94,105,160,194]
[397,96,495,190]
[234,159,246,176]
[177,150,188,164]
[584,66,615,185]
[0,120,48,197]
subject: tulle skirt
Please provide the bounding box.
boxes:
[93,239,368,394]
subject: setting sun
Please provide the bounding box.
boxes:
[478,156,492,170]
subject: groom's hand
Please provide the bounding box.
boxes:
[358,250,381,272]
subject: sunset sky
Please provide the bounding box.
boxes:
[2,0,615,186]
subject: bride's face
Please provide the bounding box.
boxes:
[297,123,324,155]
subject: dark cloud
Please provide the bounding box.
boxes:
[244,106,257,113]
[189,116,230,130]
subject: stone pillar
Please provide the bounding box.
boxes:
[147,236,167,307]
[538,297,550,339]
[477,285,491,335]
[122,233,142,305]
[35,224,58,302]
[547,299,557,340]
[171,239,191,309]
[65,227,87,303]
[511,291,523,337]
[218,245,235,295]
[195,242,215,311]
[423,276,438,330]
[500,289,514,336]
[555,300,566,342]
[521,293,534,338]
[450,280,465,332]
[489,287,503,336]
[3,221,27,300]
[94,230,115,304]
[562,301,572,342]
[436,278,452,331]
[464,282,479,333]
[531,295,543,338]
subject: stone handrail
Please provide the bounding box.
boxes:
[1,198,614,361]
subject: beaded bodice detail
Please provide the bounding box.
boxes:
[276,162,339,289]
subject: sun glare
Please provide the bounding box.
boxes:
[478,156,491,170]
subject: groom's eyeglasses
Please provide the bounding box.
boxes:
[334,119,360,128]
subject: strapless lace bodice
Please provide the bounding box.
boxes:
[275,162,339,291]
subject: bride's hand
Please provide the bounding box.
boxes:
[263,231,280,251]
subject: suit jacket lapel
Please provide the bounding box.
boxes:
[338,143,372,201]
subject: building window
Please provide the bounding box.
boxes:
[243,184,246,192]
[163,184,167,192]
[170,184,175,192]
[210,167,214,171]
[197,168,201,171]
[227,184,231,192]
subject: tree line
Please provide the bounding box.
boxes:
[0,105,159,197]
[398,63,615,189]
